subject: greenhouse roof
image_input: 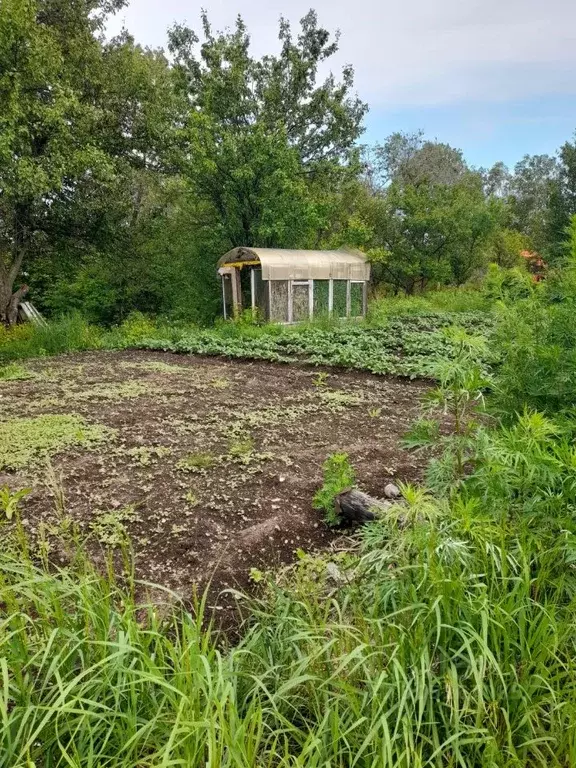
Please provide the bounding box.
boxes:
[218,247,370,281]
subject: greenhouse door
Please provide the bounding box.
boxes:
[289,280,312,322]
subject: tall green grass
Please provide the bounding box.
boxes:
[2,486,576,767]
[0,313,104,362]
[368,286,491,320]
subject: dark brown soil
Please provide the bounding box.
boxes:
[1,350,434,621]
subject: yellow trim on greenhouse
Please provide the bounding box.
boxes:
[223,260,261,269]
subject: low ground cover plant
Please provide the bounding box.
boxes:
[0,307,494,379]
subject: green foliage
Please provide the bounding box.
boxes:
[0,309,495,380]
[544,137,576,263]
[404,328,491,492]
[228,434,255,459]
[467,410,576,520]
[0,414,114,470]
[90,505,139,548]
[491,271,576,415]
[367,172,499,293]
[482,262,534,303]
[2,481,576,765]
[0,314,103,362]
[368,286,490,318]
[402,417,440,449]
[313,452,356,525]
[176,452,215,473]
[0,0,116,321]
[139,312,493,378]
[488,227,530,267]
[0,485,31,521]
[507,153,559,254]
[0,362,34,381]
[167,10,365,267]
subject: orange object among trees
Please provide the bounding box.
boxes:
[520,250,547,282]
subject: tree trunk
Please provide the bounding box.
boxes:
[5,284,29,326]
[0,268,29,327]
[1,207,30,326]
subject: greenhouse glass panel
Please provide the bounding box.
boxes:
[350,282,363,317]
[333,280,347,318]
[269,281,289,322]
[292,282,310,322]
[313,280,330,316]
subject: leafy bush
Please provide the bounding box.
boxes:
[404,328,492,493]
[0,313,103,362]
[492,297,576,416]
[113,312,166,344]
[482,262,534,303]
[313,452,356,525]
[369,286,490,319]
[465,410,576,522]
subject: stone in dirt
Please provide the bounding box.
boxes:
[384,482,401,499]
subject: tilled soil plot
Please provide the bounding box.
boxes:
[0,350,434,620]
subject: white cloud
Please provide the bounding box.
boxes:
[106,0,576,107]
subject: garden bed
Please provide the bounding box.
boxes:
[1,349,436,621]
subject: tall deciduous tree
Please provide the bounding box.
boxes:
[369,174,498,293]
[507,153,559,254]
[0,0,139,324]
[545,137,576,264]
[366,131,468,189]
[168,10,367,248]
[0,0,177,325]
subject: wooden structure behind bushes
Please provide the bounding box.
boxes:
[217,248,370,322]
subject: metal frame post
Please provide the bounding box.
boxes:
[221,277,227,320]
[250,268,256,310]
[288,280,294,323]
[309,279,314,319]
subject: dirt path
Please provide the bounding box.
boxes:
[1,350,433,620]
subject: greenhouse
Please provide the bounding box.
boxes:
[217,247,370,322]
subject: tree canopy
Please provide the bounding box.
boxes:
[1,2,575,324]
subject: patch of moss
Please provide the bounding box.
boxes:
[184,490,198,506]
[228,434,255,458]
[34,381,155,409]
[120,361,189,375]
[0,414,115,470]
[90,504,139,547]
[210,377,229,389]
[124,446,172,466]
[78,381,155,401]
[315,389,365,409]
[176,452,215,473]
[0,363,35,382]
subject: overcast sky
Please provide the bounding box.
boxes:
[106,0,576,168]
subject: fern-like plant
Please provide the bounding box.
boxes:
[313,453,356,526]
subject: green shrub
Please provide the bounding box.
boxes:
[0,313,103,362]
[313,452,356,525]
[492,298,576,416]
[368,286,489,321]
[112,312,163,344]
[482,262,534,303]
